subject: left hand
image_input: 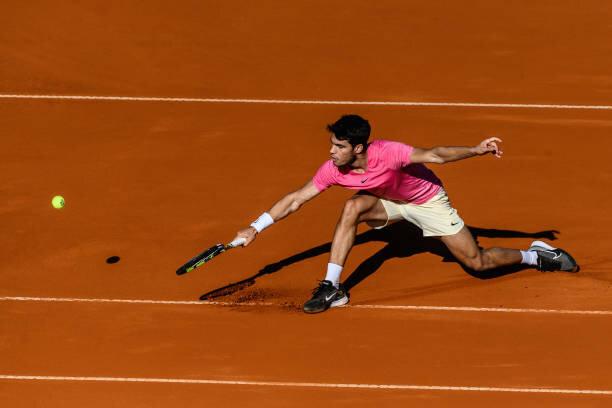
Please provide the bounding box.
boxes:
[474,137,503,158]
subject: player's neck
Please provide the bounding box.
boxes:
[348,152,368,173]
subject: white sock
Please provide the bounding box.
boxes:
[325,263,343,288]
[521,250,538,266]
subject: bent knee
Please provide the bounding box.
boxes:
[462,255,486,272]
[341,198,362,220]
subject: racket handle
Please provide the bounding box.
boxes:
[228,237,246,248]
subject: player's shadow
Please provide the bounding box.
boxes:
[199,223,558,300]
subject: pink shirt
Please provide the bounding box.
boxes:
[313,140,442,204]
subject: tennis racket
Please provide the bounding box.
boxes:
[176,237,246,275]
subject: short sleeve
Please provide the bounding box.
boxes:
[382,140,414,169]
[312,160,337,192]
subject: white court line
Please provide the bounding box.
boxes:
[349,304,612,315]
[1,93,612,110]
[0,374,610,395]
[1,296,611,316]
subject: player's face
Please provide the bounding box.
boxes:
[329,135,357,166]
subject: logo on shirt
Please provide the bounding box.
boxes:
[360,177,369,183]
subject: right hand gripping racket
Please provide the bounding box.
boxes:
[176,238,246,275]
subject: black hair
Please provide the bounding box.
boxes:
[326,115,371,150]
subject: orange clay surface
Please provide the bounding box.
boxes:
[1,1,612,407]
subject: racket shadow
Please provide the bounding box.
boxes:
[199,222,559,300]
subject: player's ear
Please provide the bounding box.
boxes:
[354,144,364,154]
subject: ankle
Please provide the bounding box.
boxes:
[325,263,343,288]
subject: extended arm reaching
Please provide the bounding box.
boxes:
[410,137,503,164]
[233,180,321,246]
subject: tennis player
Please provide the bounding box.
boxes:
[233,115,579,313]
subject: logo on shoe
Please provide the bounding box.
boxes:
[542,250,560,258]
[325,292,338,301]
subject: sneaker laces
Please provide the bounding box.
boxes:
[312,280,332,296]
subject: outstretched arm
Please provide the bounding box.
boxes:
[233,180,321,246]
[410,137,503,164]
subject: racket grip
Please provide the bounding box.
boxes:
[228,237,247,247]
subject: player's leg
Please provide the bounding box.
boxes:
[303,193,387,314]
[401,188,579,273]
[438,226,522,271]
[329,193,388,267]
[439,227,580,273]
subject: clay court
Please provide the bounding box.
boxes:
[1,1,612,406]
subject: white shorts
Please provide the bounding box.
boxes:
[377,188,464,237]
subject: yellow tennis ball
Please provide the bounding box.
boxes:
[51,195,65,209]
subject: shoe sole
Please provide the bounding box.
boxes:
[529,240,580,272]
[303,294,350,314]
[331,295,349,308]
[529,240,556,251]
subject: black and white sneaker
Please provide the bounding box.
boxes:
[303,280,349,314]
[529,240,580,272]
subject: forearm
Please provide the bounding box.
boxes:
[237,181,319,244]
[240,197,294,240]
[430,146,478,163]
[267,192,303,222]
[245,193,300,236]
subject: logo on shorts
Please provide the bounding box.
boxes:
[451,221,460,226]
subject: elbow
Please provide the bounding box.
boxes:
[429,154,445,164]
[289,200,302,212]
[422,149,445,164]
[289,196,306,212]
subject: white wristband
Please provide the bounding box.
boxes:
[250,212,274,233]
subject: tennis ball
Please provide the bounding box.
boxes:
[51,195,65,209]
